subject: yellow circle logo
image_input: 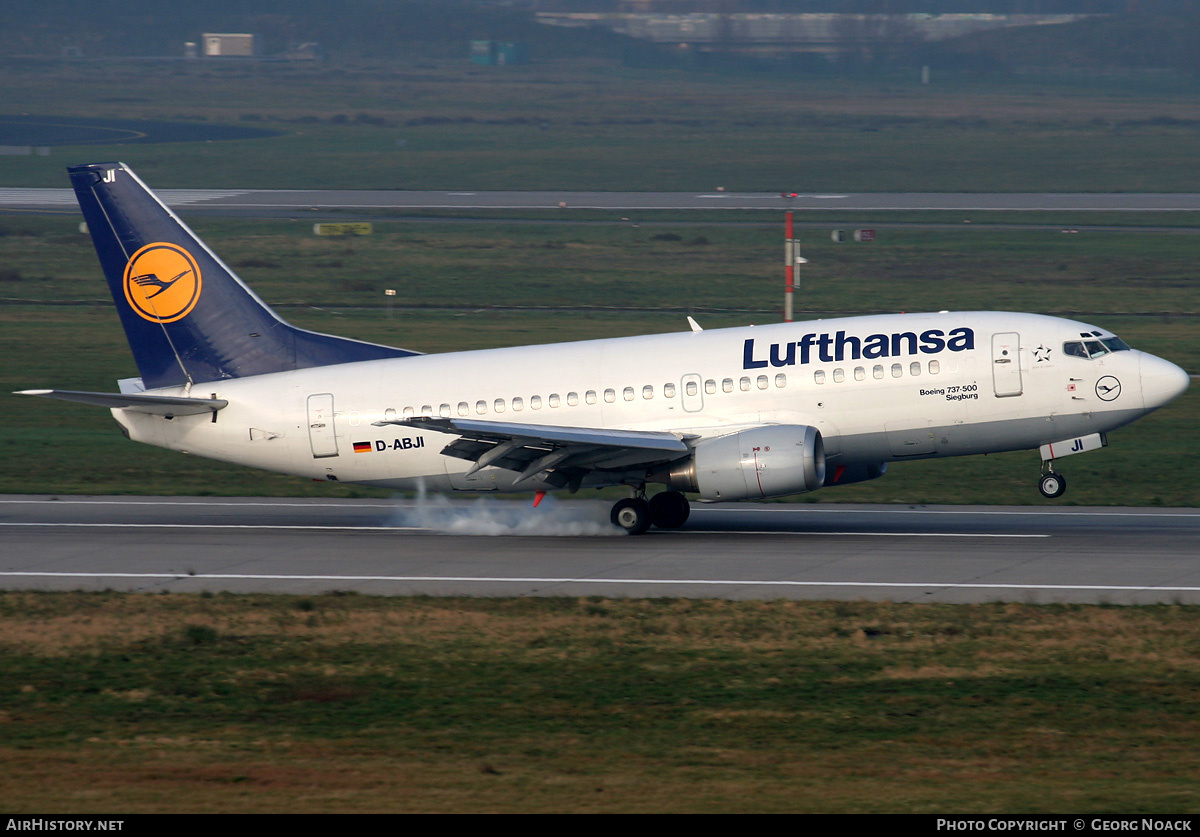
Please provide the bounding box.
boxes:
[123,242,202,324]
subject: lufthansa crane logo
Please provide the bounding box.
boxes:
[123,242,202,324]
[1095,376,1122,401]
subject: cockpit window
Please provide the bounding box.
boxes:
[1064,336,1130,359]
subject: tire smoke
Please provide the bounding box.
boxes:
[392,483,625,536]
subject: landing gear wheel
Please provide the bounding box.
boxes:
[611,497,652,535]
[648,491,690,530]
[1039,471,1066,499]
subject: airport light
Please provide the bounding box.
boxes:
[784,212,807,322]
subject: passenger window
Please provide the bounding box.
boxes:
[549,393,560,408]
[891,364,902,378]
[775,373,786,388]
[928,360,940,375]
[722,378,733,393]
[624,386,636,401]
[439,403,451,417]
[705,379,716,395]
[493,398,505,413]
[664,383,676,398]
[387,407,400,420]
[740,377,751,392]
[814,370,825,384]
[910,362,921,377]
[457,402,469,417]
[567,392,578,407]
[531,395,542,410]
[833,368,844,383]
[476,400,487,415]
[854,367,865,381]
[512,397,523,412]
[604,388,616,403]
[421,405,433,417]
[873,365,884,380]
[757,375,768,390]
[585,390,597,405]
[643,385,654,399]
[684,381,696,397]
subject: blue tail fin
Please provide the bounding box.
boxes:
[69,162,417,390]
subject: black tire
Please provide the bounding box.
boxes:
[611,497,652,535]
[1039,472,1066,499]
[648,491,691,529]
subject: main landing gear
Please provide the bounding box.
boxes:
[1038,462,1067,499]
[610,489,691,535]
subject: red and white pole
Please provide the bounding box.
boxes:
[784,211,795,322]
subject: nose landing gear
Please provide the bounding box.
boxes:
[1038,463,1067,499]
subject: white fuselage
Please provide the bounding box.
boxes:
[109,311,1183,493]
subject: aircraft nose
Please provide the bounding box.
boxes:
[1139,353,1190,410]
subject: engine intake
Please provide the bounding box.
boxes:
[663,425,825,501]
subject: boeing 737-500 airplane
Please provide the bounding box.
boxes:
[17,163,1191,533]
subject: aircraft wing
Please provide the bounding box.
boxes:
[15,389,227,416]
[373,416,692,490]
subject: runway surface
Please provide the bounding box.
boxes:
[4,188,1200,216]
[3,495,1198,604]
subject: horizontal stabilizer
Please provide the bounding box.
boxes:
[15,389,227,416]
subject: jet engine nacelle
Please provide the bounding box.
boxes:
[664,425,825,502]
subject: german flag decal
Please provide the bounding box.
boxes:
[353,441,372,454]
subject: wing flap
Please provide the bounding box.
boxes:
[15,389,227,416]
[374,416,692,487]
[376,416,691,452]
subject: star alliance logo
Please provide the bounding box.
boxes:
[1033,345,1052,363]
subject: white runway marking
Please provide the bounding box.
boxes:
[705,507,1200,519]
[0,522,418,531]
[1,570,1197,594]
[0,499,394,508]
[0,522,1045,537]
[3,498,1195,518]
[690,531,1048,537]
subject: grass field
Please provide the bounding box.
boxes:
[2,58,1200,192]
[2,592,1198,814]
